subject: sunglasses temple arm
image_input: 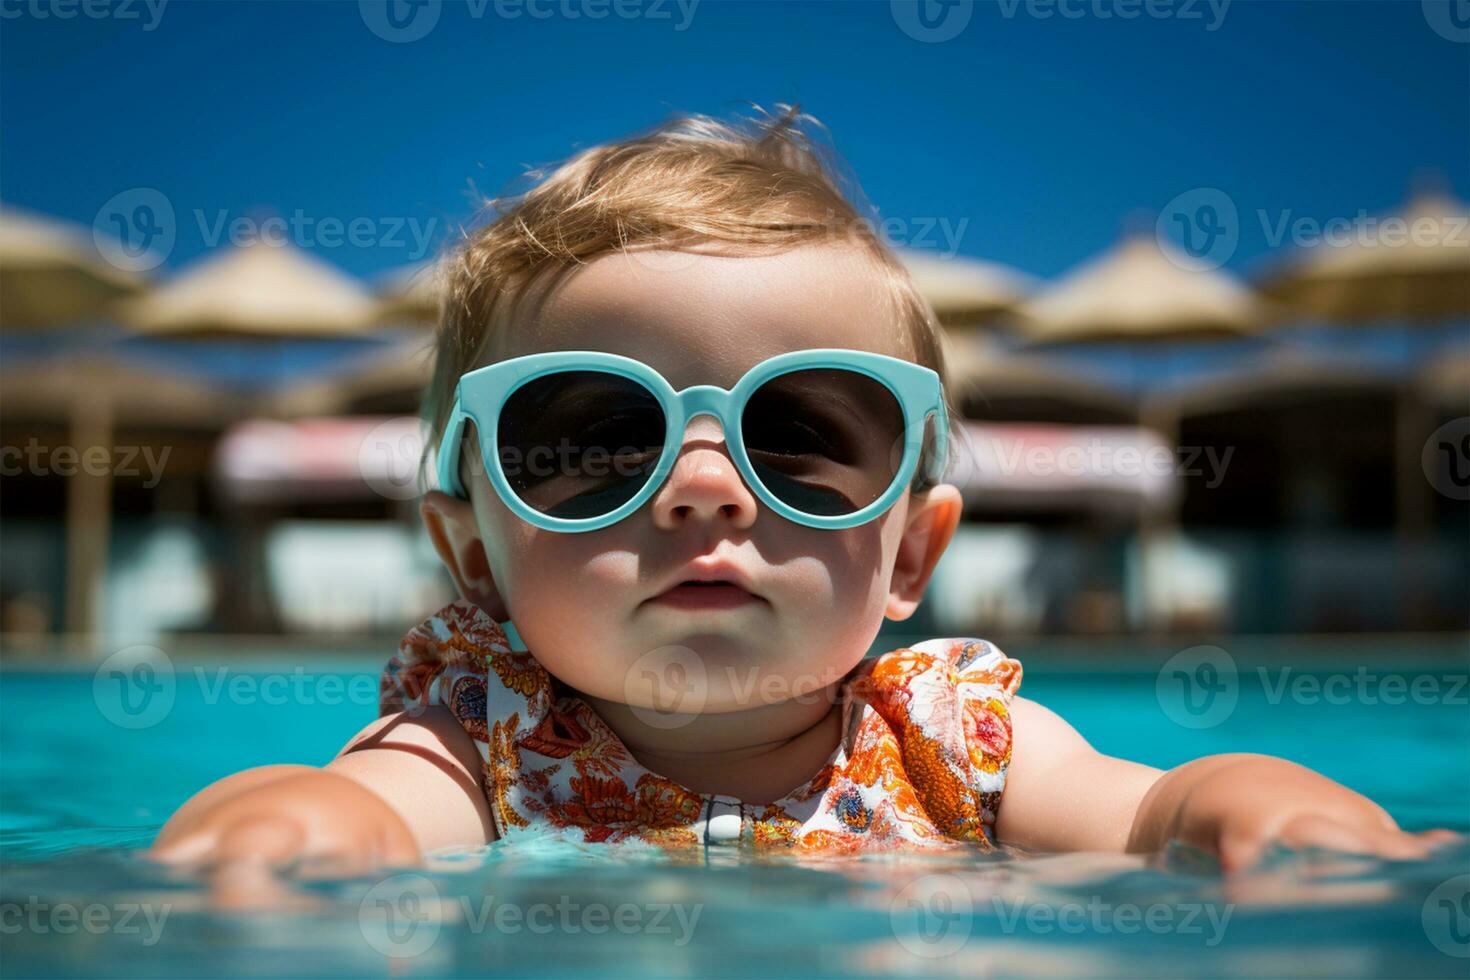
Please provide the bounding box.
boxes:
[933,403,950,484]
[913,402,950,492]
[437,393,467,499]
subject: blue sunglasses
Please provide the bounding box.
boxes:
[435,348,948,532]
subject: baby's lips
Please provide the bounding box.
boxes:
[649,556,766,602]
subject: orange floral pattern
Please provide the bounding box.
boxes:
[381,599,1023,851]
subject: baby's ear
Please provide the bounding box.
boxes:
[419,490,510,622]
[884,483,963,622]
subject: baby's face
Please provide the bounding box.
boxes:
[453,243,950,713]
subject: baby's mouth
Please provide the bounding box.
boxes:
[647,580,764,611]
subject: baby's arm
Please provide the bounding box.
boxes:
[995,696,1455,871]
[328,705,497,850]
[151,706,496,901]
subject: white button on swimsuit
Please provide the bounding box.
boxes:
[703,800,743,845]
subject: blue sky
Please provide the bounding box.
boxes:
[2,0,1466,285]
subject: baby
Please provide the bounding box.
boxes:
[152,106,1454,889]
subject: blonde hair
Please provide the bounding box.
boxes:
[422,103,955,490]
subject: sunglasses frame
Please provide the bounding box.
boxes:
[435,348,949,532]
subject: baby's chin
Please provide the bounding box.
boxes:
[540,626,859,711]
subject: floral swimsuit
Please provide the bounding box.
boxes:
[380,599,1023,853]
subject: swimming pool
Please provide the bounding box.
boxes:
[3,640,1467,978]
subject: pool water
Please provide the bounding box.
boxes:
[2,647,1468,978]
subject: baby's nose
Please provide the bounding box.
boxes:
[648,415,759,530]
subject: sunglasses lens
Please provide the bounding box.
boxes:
[741,368,906,518]
[497,371,666,520]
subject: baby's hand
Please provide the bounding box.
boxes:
[1167,756,1459,872]
[149,765,421,908]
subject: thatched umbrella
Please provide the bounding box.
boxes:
[898,249,1033,328]
[0,352,248,427]
[0,352,252,638]
[0,207,143,331]
[121,238,380,337]
[31,240,387,638]
[1260,191,1470,623]
[1148,348,1398,418]
[942,331,1133,424]
[1016,233,1271,344]
[1011,232,1274,630]
[1150,348,1414,630]
[1413,346,1470,623]
[118,238,398,634]
[1161,343,1465,631]
[1259,192,1470,322]
[265,337,435,418]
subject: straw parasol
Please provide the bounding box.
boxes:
[1259,192,1470,322]
[0,352,253,638]
[1015,233,1271,344]
[1259,190,1470,628]
[265,336,435,418]
[0,207,143,331]
[121,237,380,337]
[1010,230,1275,471]
[1150,345,1430,628]
[114,238,403,635]
[1012,231,1274,630]
[27,239,383,638]
[898,249,1034,328]
[0,352,249,427]
[1146,349,1401,429]
[942,331,1133,424]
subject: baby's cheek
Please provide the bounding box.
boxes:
[497,535,637,691]
[753,553,890,696]
[502,536,589,614]
[791,523,895,630]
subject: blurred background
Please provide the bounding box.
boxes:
[1,0,1466,655]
